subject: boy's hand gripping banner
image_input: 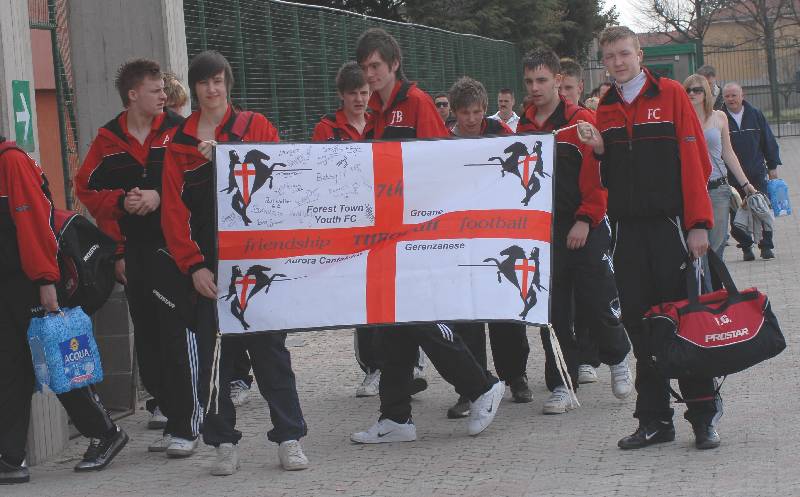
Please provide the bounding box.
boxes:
[214,134,554,334]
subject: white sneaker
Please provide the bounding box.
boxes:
[230,381,251,407]
[210,443,240,476]
[278,440,309,471]
[467,381,505,436]
[147,407,168,430]
[542,386,578,415]
[350,418,417,444]
[610,359,633,399]
[578,364,599,384]
[166,437,198,458]
[147,434,172,452]
[356,370,381,397]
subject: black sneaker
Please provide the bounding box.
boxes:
[0,459,30,485]
[74,427,129,472]
[446,395,470,419]
[760,248,775,260]
[692,423,721,450]
[618,420,675,450]
[742,247,756,261]
[509,375,533,403]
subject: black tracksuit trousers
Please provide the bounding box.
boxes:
[614,217,719,425]
[125,244,165,414]
[379,324,496,423]
[541,217,631,391]
[0,272,116,465]
[202,331,307,446]
[354,326,383,373]
[149,249,207,440]
[452,322,529,382]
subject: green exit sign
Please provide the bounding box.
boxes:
[12,80,35,152]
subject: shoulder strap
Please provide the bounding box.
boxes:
[229,111,255,142]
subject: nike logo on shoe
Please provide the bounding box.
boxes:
[644,430,658,441]
[377,431,392,438]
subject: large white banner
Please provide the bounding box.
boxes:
[214,134,554,333]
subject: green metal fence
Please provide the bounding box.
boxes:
[183,0,524,141]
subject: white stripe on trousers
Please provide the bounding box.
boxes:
[185,329,202,437]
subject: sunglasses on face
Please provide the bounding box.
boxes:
[435,101,449,108]
[686,87,705,95]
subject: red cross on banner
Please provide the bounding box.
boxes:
[235,275,257,310]
[518,154,537,188]
[514,259,536,299]
[234,162,256,204]
[218,141,552,328]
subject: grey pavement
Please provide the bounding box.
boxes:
[8,137,800,497]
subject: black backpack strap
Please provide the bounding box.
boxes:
[229,111,255,142]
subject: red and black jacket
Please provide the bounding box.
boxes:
[367,81,450,139]
[595,68,712,230]
[75,109,184,252]
[451,118,512,137]
[517,95,607,227]
[311,109,373,141]
[0,139,59,284]
[161,106,279,275]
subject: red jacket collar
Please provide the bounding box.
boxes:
[368,80,412,114]
[182,105,233,141]
[521,94,578,131]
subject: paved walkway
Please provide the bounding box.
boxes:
[9,137,800,497]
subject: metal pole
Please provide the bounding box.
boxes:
[48,0,73,209]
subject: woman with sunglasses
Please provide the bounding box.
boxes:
[683,74,756,265]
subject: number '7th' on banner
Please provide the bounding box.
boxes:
[214,134,554,334]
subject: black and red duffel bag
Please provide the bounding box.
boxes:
[644,251,785,379]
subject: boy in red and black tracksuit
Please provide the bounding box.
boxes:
[312,62,386,397]
[578,27,720,450]
[161,50,307,472]
[444,76,532,420]
[351,29,504,444]
[0,138,127,483]
[517,51,632,415]
[75,60,202,453]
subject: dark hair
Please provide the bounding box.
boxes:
[559,58,583,79]
[336,61,367,93]
[498,88,514,96]
[449,76,488,112]
[434,93,449,100]
[697,65,717,78]
[355,28,405,81]
[522,49,561,76]
[600,82,612,89]
[115,58,162,107]
[188,50,234,101]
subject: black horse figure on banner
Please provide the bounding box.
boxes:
[483,245,545,319]
[221,149,287,226]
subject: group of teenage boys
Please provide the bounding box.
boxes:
[1,24,724,486]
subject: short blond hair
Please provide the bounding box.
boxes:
[163,72,188,109]
[598,26,640,50]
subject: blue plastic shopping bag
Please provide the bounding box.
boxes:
[767,178,792,217]
[27,307,103,394]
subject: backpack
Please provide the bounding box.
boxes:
[54,210,118,315]
[1,142,118,314]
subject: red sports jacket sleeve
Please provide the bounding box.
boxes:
[2,150,59,283]
[311,120,332,142]
[415,95,450,139]
[161,146,205,274]
[75,137,125,247]
[573,110,607,226]
[247,114,280,143]
[674,86,713,230]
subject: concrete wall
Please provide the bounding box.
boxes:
[68,0,188,157]
[0,0,40,159]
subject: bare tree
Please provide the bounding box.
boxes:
[633,0,732,47]
[728,0,796,118]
